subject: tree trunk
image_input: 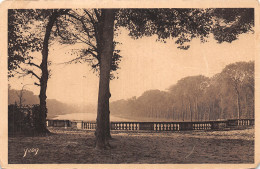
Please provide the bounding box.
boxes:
[105,88,112,140]
[235,88,241,119]
[245,92,248,119]
[37,11,59,133]
[95,9,115,149]
[189,99,192,121]
[181,97,184,121]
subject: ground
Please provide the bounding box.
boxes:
[8,127,254,164]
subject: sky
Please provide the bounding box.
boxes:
[9,28,255,105]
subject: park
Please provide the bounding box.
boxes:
[7,8,255,164]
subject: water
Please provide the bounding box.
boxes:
[51,112,133,122]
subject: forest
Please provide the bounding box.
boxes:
[110,61,254,121]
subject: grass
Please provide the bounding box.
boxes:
[8,127,254,164]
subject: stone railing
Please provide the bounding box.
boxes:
[46,119,254,131]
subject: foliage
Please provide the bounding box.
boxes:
[116,8,254,49]
[8,9,44,77]
[8,104,43,135]
[8,9,66,79]
[52,9,122,79]
[110,61,254,121]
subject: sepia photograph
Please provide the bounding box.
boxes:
[0,0,259,168]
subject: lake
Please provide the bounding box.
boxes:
[51,112,134,122]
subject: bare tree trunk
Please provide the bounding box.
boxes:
[189,99,192,121]
[38,11,59,134]
[195,97,198,121]
[235,88,241,119]
[220,94,224,119]
[181,97,184,121]
[209,106,211,121]
[95,9,115,149]
[245,92,248,119]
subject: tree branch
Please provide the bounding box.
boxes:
[55,20,68,41]
[83,9,96,26]
[34,82,40,86]
[59,57,93,65]
[70,33,97,50]
[25,61,41,69]
[27,70,41,80]
[94,9,101,21]
[66,13,94,38]
[17,68,41,81]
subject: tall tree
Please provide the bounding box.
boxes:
[9,9,70,133]
[38,9,70,133]
[55,9,122,140]
[221,61,254,119]
[91,8,253,148]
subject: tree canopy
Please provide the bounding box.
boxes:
[110,61,254,121]
[116,8,254,49]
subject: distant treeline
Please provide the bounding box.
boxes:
[8,89,96,118]
[110,61,254,121]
